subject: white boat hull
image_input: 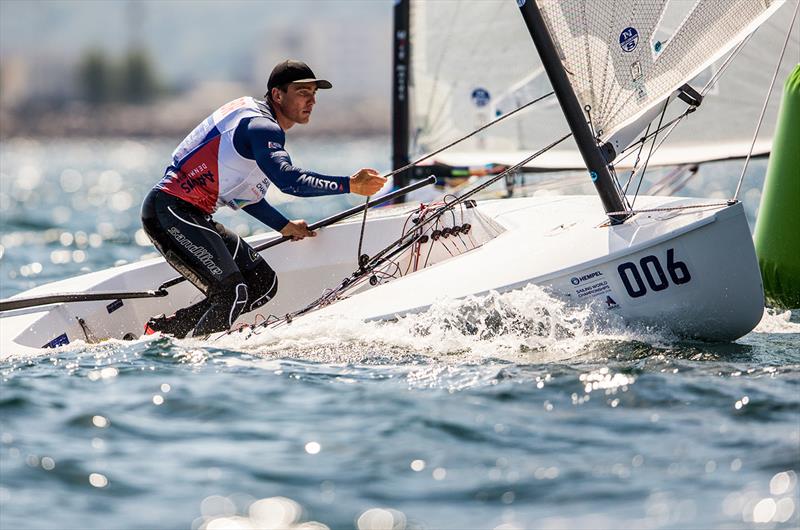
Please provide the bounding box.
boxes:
[310,197,763,341]
[0,195,764,357]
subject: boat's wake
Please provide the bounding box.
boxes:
[8,291,795,370]
[208,284,677,365]
[752,308,800,334]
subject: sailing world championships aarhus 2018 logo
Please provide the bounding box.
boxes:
[619,27,639,52]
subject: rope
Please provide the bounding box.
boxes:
[734,0,799,201]
[383,91,555,179]
[622,121,651,194]
[355,195,369,267]
[701,34,752,97]
[276,133,574,324]
[613,108,696,167]
[629,100,669,210]
[355,91,557,269]
[606,202,731,217]
[456,134,573,201]
[349,133,573,275]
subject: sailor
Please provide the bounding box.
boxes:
[141,60,386,337]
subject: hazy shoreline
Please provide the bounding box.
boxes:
[0,95,391,140]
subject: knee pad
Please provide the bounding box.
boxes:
[243,262,278,311]
[198,273,248,331]
[226,276,249,325]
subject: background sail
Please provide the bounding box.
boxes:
[409,0,797,169]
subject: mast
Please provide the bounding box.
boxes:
[517,0,628,223]
[391,0,411,199]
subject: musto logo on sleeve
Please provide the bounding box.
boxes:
[298,174,341,191]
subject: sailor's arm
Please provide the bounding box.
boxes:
[242,199,315,240]
[246,118,349,196]
[246,118,386,197]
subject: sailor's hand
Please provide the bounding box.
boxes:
[280,220,316,241]
[349,168,387,196]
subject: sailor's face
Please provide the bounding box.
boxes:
[279,82,318,125]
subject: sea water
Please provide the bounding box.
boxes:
[0,138,798,530]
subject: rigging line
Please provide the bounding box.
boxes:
[606,202,730,217]
[613,108,695,165]
[612,33,753,169]
[622,121,652,195]
[734,0,799,201]
[611,164,632,211]
[355,196,370,267]
[362,133,573,270]
[385,91,556,178]
[629,99,669,211]
[279,133,575,323]
[448,133,572,203]
[701,33,753,97]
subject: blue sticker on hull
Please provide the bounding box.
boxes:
[107,299,123,314]
[43,333,69,349]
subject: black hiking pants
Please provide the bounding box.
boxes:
[141,188,278,337]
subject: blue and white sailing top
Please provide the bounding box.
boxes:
[156,97,349,226]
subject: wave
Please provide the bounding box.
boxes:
[210,284,680,364]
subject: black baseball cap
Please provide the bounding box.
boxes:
[267,60,333,92]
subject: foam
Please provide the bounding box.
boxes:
[752,308,800,334]
[211,285,677,365]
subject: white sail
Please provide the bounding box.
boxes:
[537,0,784,141]
[409,0,797,169]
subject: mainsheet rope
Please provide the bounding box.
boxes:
[382,91,555,180]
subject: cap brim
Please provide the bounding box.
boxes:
[292,78,333,89]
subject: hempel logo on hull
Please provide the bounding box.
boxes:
[570,271,603,285]
[569,270,614,304]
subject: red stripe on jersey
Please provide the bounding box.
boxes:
[161,136,222,213]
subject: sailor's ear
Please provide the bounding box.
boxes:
[270,87,281,103]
